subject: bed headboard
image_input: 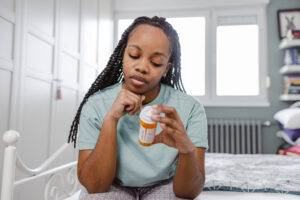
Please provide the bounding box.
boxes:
[1,130,79,200]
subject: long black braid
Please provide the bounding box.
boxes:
[68,16,185,147]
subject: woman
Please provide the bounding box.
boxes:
[68,16,208,200]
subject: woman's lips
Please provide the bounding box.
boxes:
[130,75,147,86]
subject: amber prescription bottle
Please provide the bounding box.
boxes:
[139,106,159,146]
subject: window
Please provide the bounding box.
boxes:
[117,19,133,40]
[115,6,268,107]
[211,10,268,106]
[167,17,205,96]
[216,17,259,96]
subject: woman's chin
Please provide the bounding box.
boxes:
[124,82,147,94]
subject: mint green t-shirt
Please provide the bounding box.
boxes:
[77,83,208,187]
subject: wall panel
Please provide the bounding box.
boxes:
[82,65,97,92]
[82,0,98,65]
[0,69,12,192]
[20,77,52,166]
[0,0,15,13]
[60,53,79,86]
[51,87,77,166]
[26,34,53,74]
[0,17,14,62]
[27,0,55,36]
[0,0,114,197]
[0,70,11,137]
[60,0,80,54]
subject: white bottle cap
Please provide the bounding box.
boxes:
[139,106,158,124]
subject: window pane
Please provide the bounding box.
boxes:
[216,24,259,96]
[118,19,134,40]
[167,17,205,96]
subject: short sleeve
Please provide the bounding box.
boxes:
[186,102,208,149]
[77,99,102,150]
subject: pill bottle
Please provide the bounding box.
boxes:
[139,106,158,146]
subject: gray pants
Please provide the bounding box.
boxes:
[79,179,190,200]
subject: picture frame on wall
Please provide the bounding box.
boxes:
[277,9,300,39]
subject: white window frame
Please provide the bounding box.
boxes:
[114,1,270,107]
[207,7,269,107]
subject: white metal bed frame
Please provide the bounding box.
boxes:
[1,130,79,200]
[2,129,300,200]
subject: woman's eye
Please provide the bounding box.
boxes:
[152,62,162,67]
[129,54,139,59]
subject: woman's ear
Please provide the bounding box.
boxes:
[165,62,172,76]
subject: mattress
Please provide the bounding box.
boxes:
[203,153,300,196]
[65,153,300,200]
[197,190,300,200]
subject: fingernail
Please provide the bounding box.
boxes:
[151,115,159,120]
[152,104,158,108]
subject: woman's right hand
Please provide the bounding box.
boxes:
[106,84,145,121]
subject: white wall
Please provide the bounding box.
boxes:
[0,0,114,199]
[114,0,270,11]
[0,0,19,197]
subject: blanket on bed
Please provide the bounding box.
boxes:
[204,153,300,195]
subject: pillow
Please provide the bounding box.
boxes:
[274,107,300,129]
[278,123,300,141]
[276,130,300,145]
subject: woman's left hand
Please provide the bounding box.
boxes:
[151,104,196,154]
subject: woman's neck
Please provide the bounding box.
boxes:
[142,84,160,105]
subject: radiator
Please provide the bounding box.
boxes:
[207,119,264,154]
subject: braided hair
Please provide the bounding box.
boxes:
[68,16,185,147]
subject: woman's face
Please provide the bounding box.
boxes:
[122,24,171,98]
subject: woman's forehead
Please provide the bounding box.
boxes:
[127,24,170,54]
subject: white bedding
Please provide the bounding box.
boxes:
[65,153,300,200]
[204,153,300,195]
[67,190,300,200]
[197,191,300,200]
[65,190,81,200]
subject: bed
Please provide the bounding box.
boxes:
[1,130,300,200]
[1,130,80,200]
[198,153,300,200]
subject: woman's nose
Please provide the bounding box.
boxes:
[135,59,149,74]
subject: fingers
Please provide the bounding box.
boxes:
[109,85,145,120]
[152,104,180,120]
[122,82,143,108]
[153,133,163,144]
[151,104,185,139]
[123,97,137,114]
[152,114,177,129]
[159,122,179,137]
[140,95,146,110]
[123,94,141,115]
[120,88,145,115]
[151,104,181,128]
[153,131,176,146]
[150,104,195,153]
